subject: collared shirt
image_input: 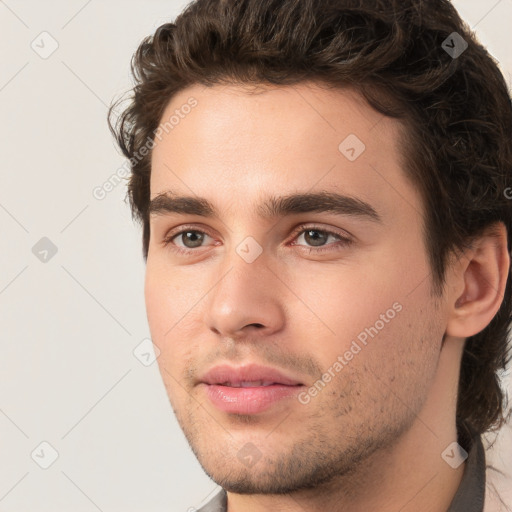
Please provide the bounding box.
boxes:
[196,431,486,512]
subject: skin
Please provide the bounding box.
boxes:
[145,81,509,512]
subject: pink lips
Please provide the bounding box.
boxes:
[199,364,304,414]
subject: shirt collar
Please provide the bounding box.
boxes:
[447,426,486,512]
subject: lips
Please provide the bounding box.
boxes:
[199,364,304,414]
[200,364,303,387]
[219,380,276,387]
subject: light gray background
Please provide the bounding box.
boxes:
[0,1,511,511]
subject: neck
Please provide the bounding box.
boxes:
[226,339,467,512]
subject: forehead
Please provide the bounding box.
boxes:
[149,81,420,222]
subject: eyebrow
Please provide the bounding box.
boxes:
[148,190,382,223]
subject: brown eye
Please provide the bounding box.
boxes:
[177,231,207,249]
[302,229,330,247]
[162,227,215,254]
[162,224,352,256]
[292,226,352,253]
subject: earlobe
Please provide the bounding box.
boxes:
[446,222,510,339]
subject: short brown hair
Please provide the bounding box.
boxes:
[109,0,512,437]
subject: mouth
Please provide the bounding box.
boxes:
[199,364,305,414]
[216,380,294,387]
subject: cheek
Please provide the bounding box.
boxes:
[144,262,206,380]
[144,257,190,336]
[144,265,167,338]
[289,265,401,348]
[288,248,431,366]
[145,265,179,360]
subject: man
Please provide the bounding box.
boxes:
[109,0,512,510]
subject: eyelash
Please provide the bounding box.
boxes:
[162,224,353,256]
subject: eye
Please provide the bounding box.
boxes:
[290,225,353,254]
[162,224,352,255]
[163,227,216,254]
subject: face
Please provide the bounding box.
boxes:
[145,82,449,493]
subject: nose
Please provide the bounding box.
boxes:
[203,249,287,340]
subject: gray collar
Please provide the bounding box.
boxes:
[447,428,486,512]
[197,487,227,512]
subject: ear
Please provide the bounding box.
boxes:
[446,222,510,338]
